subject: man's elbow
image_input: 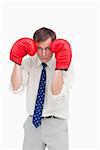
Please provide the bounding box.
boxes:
[11,81,22,90]
[51,88,62,95]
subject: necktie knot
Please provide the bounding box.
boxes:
[42,62,47,69]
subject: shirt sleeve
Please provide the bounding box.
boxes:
[9,58,29,95]
[50,63,75,101]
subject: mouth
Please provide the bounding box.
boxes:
[42,58,47,59]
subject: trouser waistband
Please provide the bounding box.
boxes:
[29,115,58,119]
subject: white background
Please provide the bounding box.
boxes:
[0,0,100,150]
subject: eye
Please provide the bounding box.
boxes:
[45,47,50,51]
[38,47,43,51]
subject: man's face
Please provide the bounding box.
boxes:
[36,38,53,63]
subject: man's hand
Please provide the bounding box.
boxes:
[50,39,72,71]
[10,38,37,65]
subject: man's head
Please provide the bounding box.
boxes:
[33,27,56,63]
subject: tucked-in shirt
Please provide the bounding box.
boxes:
[9,54,74,119]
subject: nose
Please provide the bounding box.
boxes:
[42,49,46,56]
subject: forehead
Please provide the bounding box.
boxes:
[36,38,52,47]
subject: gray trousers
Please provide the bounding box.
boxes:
[22,115,69,150]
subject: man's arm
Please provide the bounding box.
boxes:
[51,70,64,95]
[50,39,72,95]
[10,37,37,91]
[11,63,22,90]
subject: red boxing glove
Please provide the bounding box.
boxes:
[10,38,37,65]
[50,39,72,71]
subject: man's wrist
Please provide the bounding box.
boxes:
[55,68,68,71]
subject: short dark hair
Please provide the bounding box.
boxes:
[33,27,56,42]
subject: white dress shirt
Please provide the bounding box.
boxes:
[9,54,74,119]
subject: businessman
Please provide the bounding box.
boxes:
[9,27,74,150]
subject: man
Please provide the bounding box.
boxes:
[9,27,74,150]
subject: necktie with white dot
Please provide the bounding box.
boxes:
[32,62,47,128]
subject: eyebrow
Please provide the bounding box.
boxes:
[38,46,50,49]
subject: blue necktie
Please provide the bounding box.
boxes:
[32,63,47,128]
